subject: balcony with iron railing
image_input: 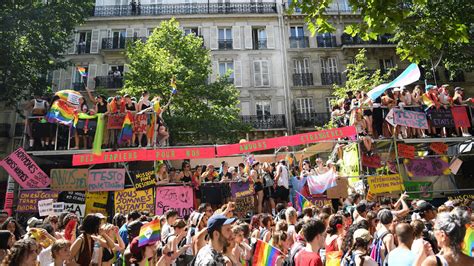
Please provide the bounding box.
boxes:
[93,3,278,17]
[289,36,309,48]
[218,39,233,50]
[341,34,394,46]
[321,72,343,85]
[76,43,91,54]
[316,36,338,48]
[254,39,267,50]
[285,0,354,14]
[101,37,147,50]
[293,73,314,86]
[295,112,331,128]
[95,76,124,89]
[241,115,286,130]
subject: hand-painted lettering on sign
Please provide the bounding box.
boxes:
[51,169,87,191]
[115,188,154,214]
[393,109,429,129]
[155,186,194,218]
[0,147,50,188]
[88,169,125,191]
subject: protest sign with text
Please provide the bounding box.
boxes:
[230,182,255,218]
[428,108,455,128]
[341,143,359,178]
[393,109,429,129]
[367,174,405,194]
[362,154,382,169]
[397,143,415,159]
[155,186,194,218]
[38,199,54,217]
[404,181,433,200]
[451,106,470,128]
[88,168,125,191]
[85,191,109,216]
[51,169,88,191]
[132,170,156,190]
[430,142,448,155]
[107,113,125,129]
[0,147,50,189]
[404,157,451,178]
[115,188,154,214]
[17,190,59,213]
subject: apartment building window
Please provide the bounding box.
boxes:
[184,27,199,36]
[253,28,267,49]
[218,28,232,49]
[256,101,271,118]
[379,59,394,73]
[296,98,314,114]
[219,61,234,83]
[325,97,337,112]
[72,66,88,91]
[321,57,342,85]
[290,26,308,48]
[112,30,126,49]
[254,60,270,87]
[316,33,337,48]
[293,58,313,86]
[78,31,91,54]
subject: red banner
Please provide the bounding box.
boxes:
[430,142,448,155]
[216,126,357,156]
[451,106,470,128]
[362,154,382,169]
[73,147,216,166]
[398,143,415,159]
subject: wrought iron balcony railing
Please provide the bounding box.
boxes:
[295,112,331,128]
[289,36,309,48]
[254,39,267,50]
[218,39,233,50]
[93,3,278,17]
[321,72,343,85]
[76,43,91,54]
[341,34,394,46]
[95,76,124,89]
[101,37,147,50]
[316,36,338,48]
[293,73,314,86]
[241,115,286,129]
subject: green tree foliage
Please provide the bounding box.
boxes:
[0,0,93,106]
[288,0,473,73]
[122,19,248,144]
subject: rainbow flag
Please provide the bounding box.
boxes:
[118,111,133,145]
[253,240,281,266]
[138,220,161,247]
[295,191,313,212]
[77,67,87,76]
[421,94,435,109]
[462,224,474,257]
[46,99,78,126]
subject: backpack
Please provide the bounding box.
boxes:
[341,252,365,266]
[369,231,390,266]
[287,242,304,266]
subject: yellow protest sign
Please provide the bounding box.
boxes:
[367,174,405,194]
[114,187,155,214]
[341,143,359,180]
[85,191,108,216]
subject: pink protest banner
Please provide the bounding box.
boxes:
[72,149,148,166]
[0,147,50,189]
[451,106,471,128]
[147,147,216,161]
[404,157,451,178]
[216,126,357,156]
[155,186,194,218]
[393,109,429,129]
[17,190,59,213]
[87,168,125,191]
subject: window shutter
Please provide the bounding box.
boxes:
[234,60,242,87]
[52,70,60,92]
[244,26,252,49]
[90,29,100,53]
[210,26,218,50]
[211,60,218,81]
[68,33,79,54]
[266,25,275,49]
[262,60,270,86]
[63,67,73,90]
[254,61,261,87]
[126,28,134,38]
[99,64,109,76]
[87,64,97,89]
[232,26,241,50]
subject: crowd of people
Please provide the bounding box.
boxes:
[0,191,472,266]
[25,88,170,151]
[331,84,473,141]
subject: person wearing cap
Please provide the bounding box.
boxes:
[342,228,377,266]
[417,201,439,254]
[194,214,236,265]
[274,160,290,205]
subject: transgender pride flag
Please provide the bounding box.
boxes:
[368,63,421,100]
[306,170,338,195]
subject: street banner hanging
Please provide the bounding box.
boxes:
[428,108,455,128]
[85,191,109,216]
[367,174,404,194]
[404,181,433,200]
[404,157,451,177]
[397,143,415,159]
[87,168,125,192]
[115,188,155,215]
[451,106,471,128]
[147,147,216,161]
[72,149,148,166]
[50,169,88,191]
[155,186,194,218]
[17,190,59,213]
[393,109,429,129]
[230,182,255,218]
[0,147,50,189]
